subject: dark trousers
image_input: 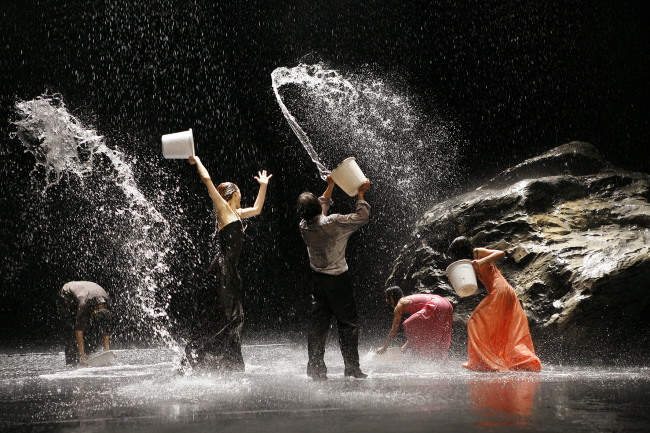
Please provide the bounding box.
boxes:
[56,295,79,364]
[307,271,361,377]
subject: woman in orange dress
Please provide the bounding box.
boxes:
[448,237,542,372]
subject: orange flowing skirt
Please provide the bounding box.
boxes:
[463,265,542,372]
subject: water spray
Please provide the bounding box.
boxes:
[11,93,178,350]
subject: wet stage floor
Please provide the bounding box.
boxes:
[1,343,649,432]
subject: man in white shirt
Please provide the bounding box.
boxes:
[57,281,112,365]
[297,175,370,380]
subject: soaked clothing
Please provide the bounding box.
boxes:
[57,281,109,364]
[307,271,360,377]
[463,264,542,372]
[402,294,453,359]
[299,197,370,275]
[300,197,369,378]
[184,220,245,371]
[403,294,439,315]
[58,281,109,331]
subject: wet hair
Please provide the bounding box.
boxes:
[92,306,112,335]
[217,182,239,201]
[296,192,322,221]
[384,286,404,302]
[448,236,474,262]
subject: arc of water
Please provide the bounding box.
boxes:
[271,67,332,179]
[270,63,462,221]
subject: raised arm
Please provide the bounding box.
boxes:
[376,300,405,354]
[357,178,370,202]
[317,175,336,216]
[189,156,237,227]
[334,178,371,226]
[323,175,335,199]
[238,170,273,219]
[473,247,506,267]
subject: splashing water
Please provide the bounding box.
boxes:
[272,63,463,215]
[11,93,178,349]
[272,66,334,178]
[12,94,103,187]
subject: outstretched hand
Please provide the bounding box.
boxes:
[325,174,335,186]
[189,155,198,165]
[254,170,273,185]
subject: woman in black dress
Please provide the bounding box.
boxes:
[183,155,272,371]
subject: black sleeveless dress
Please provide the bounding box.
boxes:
[183,219,245,371]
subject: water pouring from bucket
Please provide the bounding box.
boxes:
[330,157,367,196]
[161,129,195,159]
[445,259,478,297]
[12,93,178,348]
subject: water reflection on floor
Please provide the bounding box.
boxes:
[1,343,649,432]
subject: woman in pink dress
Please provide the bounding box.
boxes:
[376,286,453,359]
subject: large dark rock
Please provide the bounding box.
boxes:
[387,142,650,364]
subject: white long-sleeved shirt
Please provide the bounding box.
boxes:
[299,197,370,275]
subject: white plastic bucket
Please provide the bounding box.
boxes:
[330,157,366,196]
[162,128,195,159]
[445,259,478,297]
[87,350,116,367]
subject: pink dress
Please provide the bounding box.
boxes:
[402,294,453,359]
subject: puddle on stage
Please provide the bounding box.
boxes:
[1,343,649,432]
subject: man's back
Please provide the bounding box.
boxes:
[300,197,370,275]
[62,281,108,306]
[60,281,108,331]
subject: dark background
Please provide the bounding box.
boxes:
[1,0,648,347]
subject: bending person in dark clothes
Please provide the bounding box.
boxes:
[57,281,112,366]
[182,155,272,371]
[297,174,371,381]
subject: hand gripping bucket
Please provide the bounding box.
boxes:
[330,157,366,196]
[161,128,195,159]
[445,259,478,297]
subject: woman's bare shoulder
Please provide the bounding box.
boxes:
[474,247,502,257]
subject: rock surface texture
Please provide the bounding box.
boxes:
[387,142,650,363]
